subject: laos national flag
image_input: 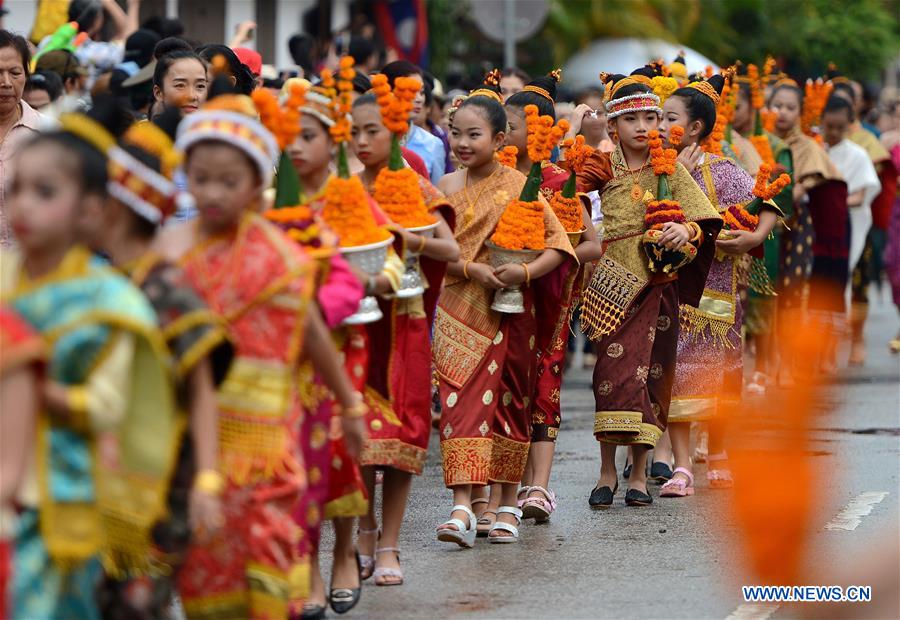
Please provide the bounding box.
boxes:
[374,0,429,68]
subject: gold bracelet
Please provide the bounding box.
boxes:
[463,260,472,279]
[337,391,367,418]
[415,235,427,253]
[194,469,225,496]
[687,221,703,243]
[521,262,531,286]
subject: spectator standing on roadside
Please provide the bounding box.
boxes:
[0,30,45,246]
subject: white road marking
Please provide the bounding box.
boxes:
[725,603,781,620]
[824,491,889,531]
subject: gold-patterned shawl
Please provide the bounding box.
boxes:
[784,126,843,187]
[578,146,722,339]
[433,165,575,388]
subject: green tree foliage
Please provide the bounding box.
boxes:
[536,0,899,80]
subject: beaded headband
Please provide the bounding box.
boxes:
[107,147,179,224]
[603,75,653,103]
[300,90,336,128]
[522,84,553,102]
[687,81,720,105]
[176,106,279,187]
[605,92,662,119]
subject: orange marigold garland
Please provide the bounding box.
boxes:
[497,145,519,168]
[724,162,791,232]
[549,134,597,234]
[491,104,570,250]
[370,72,435,228]
[562,135,594,173]
[321,59,391,247]
[251,79,307,150]
[490,199,546,250]
[801,78,832,137]
[330,56,354,143]
[646,128,684,224]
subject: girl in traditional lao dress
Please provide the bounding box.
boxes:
[163,94,366,620]
[80,110,235,618]
[576,72,721,509]
[432,85,574,546]
[769,81,848,373]
[3,109,178,619]
[273,80,370,617]
[497,72,602,524]
[657,76,780,497]
[351,90,460,579]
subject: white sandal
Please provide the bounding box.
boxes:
[436,504,477,548]
[373,547,403,586]
[357,527,379,580]
[488,506,522,544]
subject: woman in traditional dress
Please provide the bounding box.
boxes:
[769,81,848,373]
[277,82,372,618]
[350,91,460,576]
[731,79,795,393]
[575,71,721,508]
[502,72,602,523]
[820,95,881,366]
[79,109,234,618]
[432,84,574,546]
[4,108,179,619]
[159,93,366,620]
[657,76,779,497]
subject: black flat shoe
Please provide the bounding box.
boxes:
[649,461,673,483]
[300,603,327,620]
[623,463,632,479]
[589,483,618,509]
[625,488,653,506]
[329,552,362,615]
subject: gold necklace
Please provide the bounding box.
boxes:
[464,164,501,213]
[626,158,650,202]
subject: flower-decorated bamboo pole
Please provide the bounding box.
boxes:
[251,79,307,208]
[724,162,791,231]
[370,73,436,228]
[551,135,595,234]
[490,105,568,251]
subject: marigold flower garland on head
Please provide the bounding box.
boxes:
[370,72,436,228]
[321,58,392,247]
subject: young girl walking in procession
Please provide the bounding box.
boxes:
[78,108,235,617]
[576,70,722,508]
[157,91,367,619]
[432,78,574,546]
[351,79,459,582]
[657,75,780,497]
[3,106,180,619]
[472,71,602,526]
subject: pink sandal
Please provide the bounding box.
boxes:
[659,467,695,497]
[521,486,557,523]
[707,452,734,489]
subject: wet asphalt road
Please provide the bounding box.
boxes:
[318,292,899,620]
